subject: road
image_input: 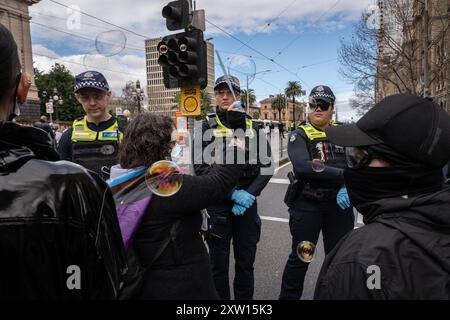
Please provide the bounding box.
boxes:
[229,162,363,300]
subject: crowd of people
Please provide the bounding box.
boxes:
[1,22,449,300]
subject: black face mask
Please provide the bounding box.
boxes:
[344,166,444,219]
[226,110,246,130]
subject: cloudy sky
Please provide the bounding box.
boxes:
[29,0,375,121]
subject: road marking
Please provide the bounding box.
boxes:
[275,161,291,174]
[260,216,289,223]
[269,178,290,184]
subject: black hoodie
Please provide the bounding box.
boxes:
[314,187,450,299]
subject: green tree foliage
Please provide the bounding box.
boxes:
[285,81,305,129]
[272,93,287,121]
[34,64,84,122]
[240,89,256,108]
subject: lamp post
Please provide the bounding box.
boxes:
[132,80,145,114]
[48,88,63,122]
[246,69,271,113]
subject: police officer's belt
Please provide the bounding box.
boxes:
[301,183,339,201]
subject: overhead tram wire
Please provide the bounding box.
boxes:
[30,21,145,52]
[33,52,146,77]
[272,0,343,60]
[206,19,310,90]
[48,0,151,39]
[231,0,299,54]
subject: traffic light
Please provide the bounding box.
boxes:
[157,29,208,89]
[162,0,190,31]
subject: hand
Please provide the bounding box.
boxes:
[232,204,247,216]
[228,101,245,112]
[231,190,256,209]
[336,187,351,210]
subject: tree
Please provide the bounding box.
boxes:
[339,0,450,115]
[34,64,83,122]
[285,81,304,128]
[119,81,139,115]
[272,94,287,122]
[240,89,256,108]
[172,89,213,120]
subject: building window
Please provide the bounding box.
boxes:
[264,113,268,119]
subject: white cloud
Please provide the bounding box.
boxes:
[33,47,146,97]
[334,90,360,122]
[32,44,60,58]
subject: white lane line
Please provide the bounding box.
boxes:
[260,216,289,223]
[275,161,292,174]
[269,178,290,185]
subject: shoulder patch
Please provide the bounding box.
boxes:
[290,134,297,143]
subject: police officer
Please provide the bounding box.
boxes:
[279,85,354,300]
[58,71,123,179]
[194,75,273,300]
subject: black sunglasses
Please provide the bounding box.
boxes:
[308,98,331,112]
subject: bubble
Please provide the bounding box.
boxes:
[95,30,127,57]
[311,159,325,173]
[227,54,256,85]
[82,54,110,71]
[145,160,184,197]
[297,241,316,263]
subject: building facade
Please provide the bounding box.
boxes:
[259,95,306,127]
[376,0,449,113]
[0,0,41,120]
[145,37,215,118]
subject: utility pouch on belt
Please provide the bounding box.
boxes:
[284,171,301,207]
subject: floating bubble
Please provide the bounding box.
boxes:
[145,160,184,197]
[95,30,127,57]
[297,241,316,263]
[311,159,325,173]
[227,54,256,85]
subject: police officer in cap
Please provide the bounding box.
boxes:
[194,75,273,300]
[58,71,124,179]
[279,85,354,300]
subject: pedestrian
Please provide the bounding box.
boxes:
[0,22,127,299]
[314,94,450,299]
[194,75,273,300]
[58,71,126,179]
[108,113,245,300]
[279,85,354,300]
[33,115,55,143]
[52,123,63,146]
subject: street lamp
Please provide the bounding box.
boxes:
[132,80,145,114]
[49,88,63,122]
[246,69,271,113]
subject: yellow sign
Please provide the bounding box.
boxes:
[180,85,201,116]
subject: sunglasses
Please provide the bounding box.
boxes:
[308,98,331,112]
[345,147,374,169]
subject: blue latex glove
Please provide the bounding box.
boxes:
[231,190,256,209]
[336,187,351,210]
[232,204,247,216]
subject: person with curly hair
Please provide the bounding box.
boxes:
[108,113,244,300]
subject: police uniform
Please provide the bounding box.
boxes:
[57,71,123,179]
[194,109,273,300]
[279,88,355,300]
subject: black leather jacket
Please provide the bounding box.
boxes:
[0,121,127,299]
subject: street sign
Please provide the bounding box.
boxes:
[175,112,188,132]
[46,102,54,114]
[180,85,201,116]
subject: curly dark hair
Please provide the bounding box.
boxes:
[118,113,175,168]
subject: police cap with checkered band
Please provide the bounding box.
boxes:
[74,71,110,93]
[309,85,335,106]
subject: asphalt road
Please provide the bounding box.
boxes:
[227,162,325,300]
